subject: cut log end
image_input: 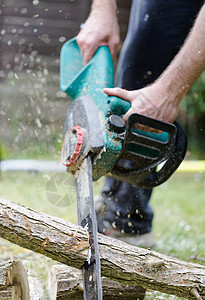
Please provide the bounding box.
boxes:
[48,264,146,300]
[0,259,30,300]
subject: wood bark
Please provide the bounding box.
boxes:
[0,259,30,300]
[0,287,13,299]
[28,276,46,300]
[0,197,205,299]
[48,265,146,300]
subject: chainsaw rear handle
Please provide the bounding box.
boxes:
[138,121,187,188]
[109,113,187,188]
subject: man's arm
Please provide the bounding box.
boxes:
[104,4,205,125]
[76,0,120,65]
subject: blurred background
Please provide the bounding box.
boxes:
[0,0,133,161]
[1,0,204,161]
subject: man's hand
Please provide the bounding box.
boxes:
[103,84,179,131]
[76,0,120,65]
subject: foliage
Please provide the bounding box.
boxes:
[178,72,205,159]
[0,142,10,159]
[181,72,205,117]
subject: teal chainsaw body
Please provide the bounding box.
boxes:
[60,38,187,188]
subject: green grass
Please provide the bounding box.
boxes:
[0,171,205,299]
[152,173,205,260]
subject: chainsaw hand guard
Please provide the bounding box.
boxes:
[109,114,187,188]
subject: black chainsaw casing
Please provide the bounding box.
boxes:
[108,114,187,188]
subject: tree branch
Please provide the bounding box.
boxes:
[0,197,205,299]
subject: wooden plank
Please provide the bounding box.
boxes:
[117,0,132,9]
[2,16,83,28]
[3,0,83,7]
[1,24,78,38]
[117,0,132,40]
[2,5,88,20]
[0,35,76,53]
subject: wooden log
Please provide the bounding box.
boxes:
[48,265,146,300]
[28,276,47,300]
[0,197,205,299]
[0,287,13,299]
[0,259,30,300]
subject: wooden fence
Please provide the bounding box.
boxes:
[0,0,132,71]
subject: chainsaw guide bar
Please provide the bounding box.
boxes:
[75,156,102,300]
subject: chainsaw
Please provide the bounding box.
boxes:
[60,38,187,299]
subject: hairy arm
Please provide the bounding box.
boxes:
[76,0,120,64]
[104,4,205,124]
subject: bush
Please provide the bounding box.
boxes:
[178,72,205,159]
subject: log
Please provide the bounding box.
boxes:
[28,276,47,300]
[0,259,30,299]
[48,265,146,299]
[0,197,205,299]
[0,287,13,299]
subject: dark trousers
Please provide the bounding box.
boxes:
[101,0,203,235]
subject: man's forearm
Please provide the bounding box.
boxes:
[91,0,117,12]
[159,4,205,106]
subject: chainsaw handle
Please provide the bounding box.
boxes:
[109,115,187,188]
[138,121,187,188]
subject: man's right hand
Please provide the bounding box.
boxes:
[76,0,120,65]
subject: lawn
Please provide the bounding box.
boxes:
[0,170,204,299]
